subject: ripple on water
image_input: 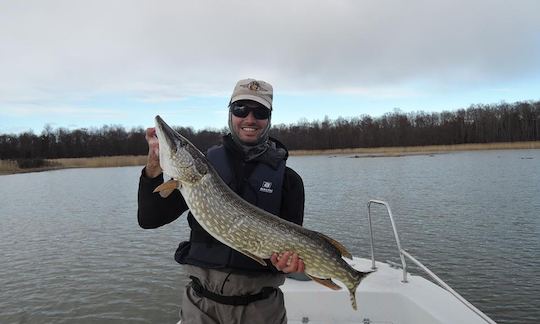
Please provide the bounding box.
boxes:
[1,152,539,324]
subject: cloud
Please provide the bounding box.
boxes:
[0,0,539,108]
[0,104,128,119]
[333,86,424,99]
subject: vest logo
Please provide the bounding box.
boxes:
[260,181,273,193]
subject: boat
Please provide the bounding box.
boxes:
[282,200,497,324]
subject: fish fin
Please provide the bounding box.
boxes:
[238,250,267,266]
[159,190,174,198]
[153,179,179,198]
[306,274,342,290]
[316,232,353,259]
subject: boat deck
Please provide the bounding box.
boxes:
[283,257,493,324]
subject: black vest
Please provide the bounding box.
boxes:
[175,145,286,271]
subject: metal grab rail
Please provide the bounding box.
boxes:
[367,200,408,282]
[366,200,496,324]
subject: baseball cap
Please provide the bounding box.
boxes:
[229,78,273,110]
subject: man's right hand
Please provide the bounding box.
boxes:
[144,127,162,178]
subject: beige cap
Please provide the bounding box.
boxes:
[229,78,273,110]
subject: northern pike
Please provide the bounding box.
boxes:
[153,115,371,309]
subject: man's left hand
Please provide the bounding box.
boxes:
[270,251,305,273]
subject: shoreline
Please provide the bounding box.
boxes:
[289,141,540,156]
[1,141,538,175]
[0,155,147,175]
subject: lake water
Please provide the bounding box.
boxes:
[0,149,539,324]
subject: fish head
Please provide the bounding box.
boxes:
[154,115,208,184]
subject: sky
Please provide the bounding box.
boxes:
[1,0,539,134]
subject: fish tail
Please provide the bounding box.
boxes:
[349,289,358,310]
[349,269,373,310]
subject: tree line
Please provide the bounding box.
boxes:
[1,100,538,161]
[271,100,539,150]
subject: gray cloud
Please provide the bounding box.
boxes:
[1,0,539,103]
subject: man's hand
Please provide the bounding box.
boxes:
[144,127,162,178]
[270,251,305,273]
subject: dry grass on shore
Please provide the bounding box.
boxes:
[0,155,147,175]
[1,141,538,175]
[53,155,147,168]
[0,160,20,174]
[290,141,540,156]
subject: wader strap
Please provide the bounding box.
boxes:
[189,276,277,306]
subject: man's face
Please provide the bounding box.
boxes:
[230,100,270,144]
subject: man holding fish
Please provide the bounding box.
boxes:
[138,79,306,324]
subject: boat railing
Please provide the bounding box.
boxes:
[366,199,496,324]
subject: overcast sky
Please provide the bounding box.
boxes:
[1,0,539,134]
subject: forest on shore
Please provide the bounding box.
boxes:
[1,100,538,168]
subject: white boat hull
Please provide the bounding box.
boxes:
[283,257,494,324]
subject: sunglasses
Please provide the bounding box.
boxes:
[230,103,271,120]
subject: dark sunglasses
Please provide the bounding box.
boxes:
[230,103,271,120]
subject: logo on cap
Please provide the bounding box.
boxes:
[248,81,261,91]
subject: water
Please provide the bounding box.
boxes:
[0,150,538,324]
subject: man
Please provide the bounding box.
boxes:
[137,78,305,324]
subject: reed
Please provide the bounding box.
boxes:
[52,155,147,168]
[290,141,540,156]
[0,159,19,173]
[0,155,147,175]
